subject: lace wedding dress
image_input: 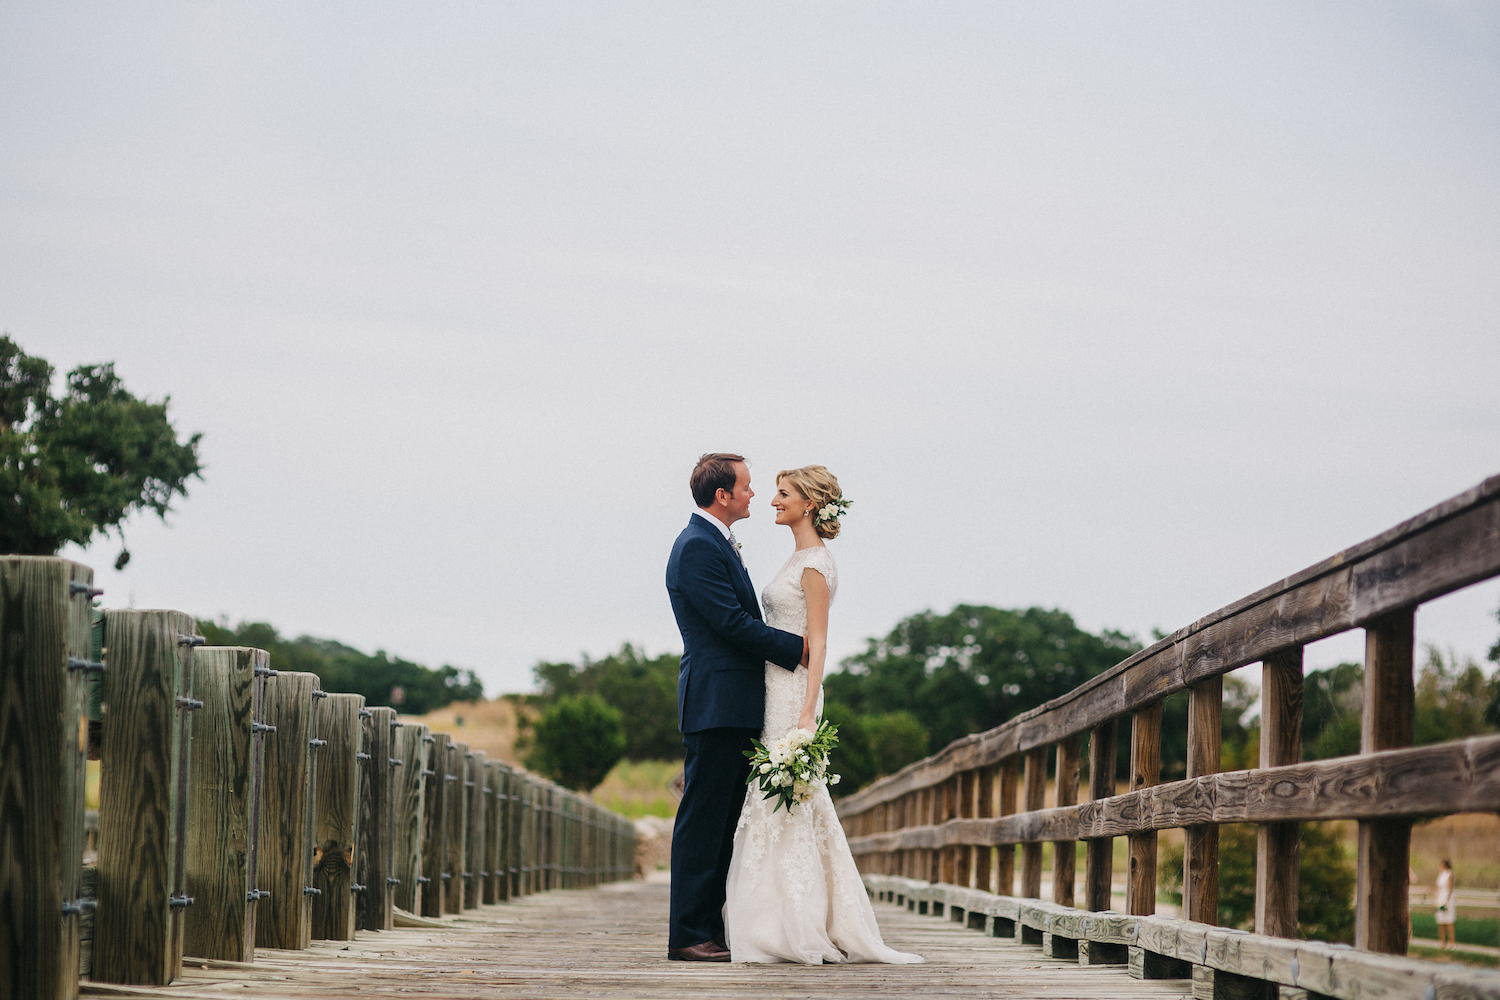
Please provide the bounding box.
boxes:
[723,545,923,965]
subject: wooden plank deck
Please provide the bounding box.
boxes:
[80,873,1195,999]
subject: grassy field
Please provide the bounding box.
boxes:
[1411,912,1499,949]
[592,759,682,818]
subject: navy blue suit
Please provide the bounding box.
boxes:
[665,514,803,949]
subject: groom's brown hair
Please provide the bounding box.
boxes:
[691,453,746,508]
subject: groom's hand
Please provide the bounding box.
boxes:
[801,636,810,666]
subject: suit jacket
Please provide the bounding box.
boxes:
[666,514,804,734]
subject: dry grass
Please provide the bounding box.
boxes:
[1412,812,1500,891]
[399,698,523,764]
[592,759,682,819]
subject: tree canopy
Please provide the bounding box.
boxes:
[0,336,203,565]
[197,619,484,715]
[525,694,627,792]
[521,644,682,762]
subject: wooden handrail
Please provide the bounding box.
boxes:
[835,472,1500,980]
[836,472,1500,816]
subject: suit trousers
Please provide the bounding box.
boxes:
[668,726,759,949]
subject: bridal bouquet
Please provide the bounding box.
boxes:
[744,720,841,814]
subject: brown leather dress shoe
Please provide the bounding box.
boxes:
[667,941,731,962]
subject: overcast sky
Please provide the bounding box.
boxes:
[3,3,1497,696]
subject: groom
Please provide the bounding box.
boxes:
[665,453,807,962]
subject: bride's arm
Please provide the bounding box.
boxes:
[798,566,831,732]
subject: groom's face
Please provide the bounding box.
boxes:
[723,462,754,523]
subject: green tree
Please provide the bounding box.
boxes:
[0,336,202,565]
[826,605,1141,755]
[1489,602,1500,728]
[1302,662,1364,760]
[823,701,929,791]
[525,694,626,792]
[524,644,682,761]
[197,619,484,715]
[1415,645,1496,746]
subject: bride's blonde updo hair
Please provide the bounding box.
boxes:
[777,465,844,540]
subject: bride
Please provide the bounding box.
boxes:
[723,465,922,965]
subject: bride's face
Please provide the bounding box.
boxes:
[771,478,814,527]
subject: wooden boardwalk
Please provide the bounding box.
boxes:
[79,873,1192,999]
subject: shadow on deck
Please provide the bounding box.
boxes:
[80,872,1194,999]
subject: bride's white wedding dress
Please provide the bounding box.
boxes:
[723,545,923,965]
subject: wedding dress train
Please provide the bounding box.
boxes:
[723,545,923,965]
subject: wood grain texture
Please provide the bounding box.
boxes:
[1357,611,1414,955]
[1128,704,1162,917]
[391,723,428,916]
[1184,679,1221,926]
[1087,720,1118,912]
[254,671,317,952]
[1256,648,1302,938]
[1053,737,1080,907]
[974,765,994,894]
[835,477,1500,818]
[310,693,362,941]
[443,742,468,913]
[464,750,486,908]
[355,707,395,932]
[0,557,92,1000]
[421,733,450,917]
[846,733,1500,856]
[1020,748,1046,898]
[481,762,503,904]
[183,647,264,962]
[94,609,196,986]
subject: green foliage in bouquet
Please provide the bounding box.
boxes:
[744,720,841,814]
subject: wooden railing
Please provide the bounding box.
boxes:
[837,474,1500,999]
[0,555,636,1000]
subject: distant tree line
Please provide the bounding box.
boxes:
[197,619,484,716]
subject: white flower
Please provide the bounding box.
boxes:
[759,763,772,774]
[798,752,809,764]
[778,772,794,787]
[830,773,841,785]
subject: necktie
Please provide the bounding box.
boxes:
[728,529,744,565]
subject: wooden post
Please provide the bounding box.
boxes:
[1357,610,1415,954]
[997,757,1018,896]
[311,692,362,941]
[254,671,318,950]
[1256,648,1303,937]
[483,762,505,903]
[1052,736,1080,907]
[390,722,427,916]
[420,733,450,916]
[1127,702,1162,916]
[975,764,994,894]
[95,609,199,986]
[183,646,267,962]
[465,750,487,908]
[356,706,395,931]
[1085,719,1118,912]
[1020,747,1047,898]
[444,741,468,913]
[1184,677,1222,925]
[0,557,94,1000]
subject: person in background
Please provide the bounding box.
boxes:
[1435,859,1456,950]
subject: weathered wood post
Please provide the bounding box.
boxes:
[1019,748,1046,898]
[95,609,200,986]
[1256,648,1302,937]
[1127,703,1162,917]
[356,706,396,931]
[1183,678,1221,925]
[420,732,449,916]
[1052,736,1080,908]
[444,741,468,913]
[1357,610,1415,954]
[482,761,504,904]
[0,557,95,1000]
[183,646,268,962]
[997,757,1018,896]
[390,721,428,916]
[255,670,319,950]
[464,749,487,908]
[311,692,363,940]
[1085,719,1117,913]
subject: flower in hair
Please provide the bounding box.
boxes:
[815,495,851,524]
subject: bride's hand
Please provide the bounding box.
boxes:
[797,708,817,732]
